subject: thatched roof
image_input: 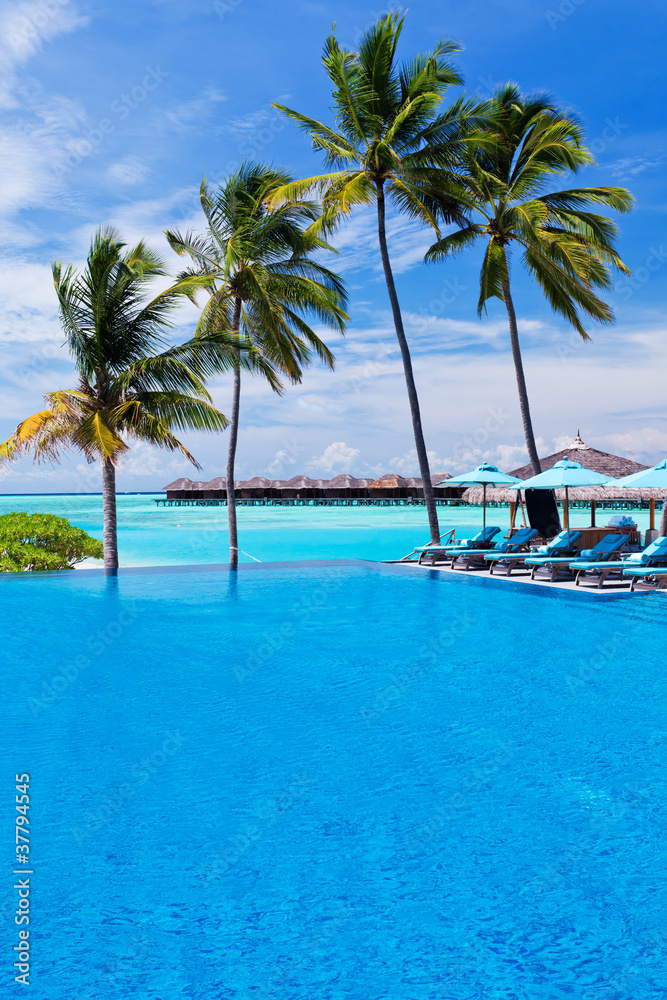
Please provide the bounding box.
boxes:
[368,472,413,489]
[162,477,194,490]
[511,432,648,480]
[283,475,320,488]
[326,473,374,488]
[463,484,666,503]
[204,477,227,489]
[236,476,271,488]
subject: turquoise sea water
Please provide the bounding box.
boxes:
[0,493,656,566]
[2,561,666,999]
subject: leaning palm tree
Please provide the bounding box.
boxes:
[426,84,634,474]
[166,162,348,565]
[0,228,258,570]
[272,13,479,543]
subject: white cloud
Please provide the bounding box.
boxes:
[330,205,435,276]
[107,156,149,186]
[116,442,194,479]
[0,0,88,107]
[608,155,664,178]
[306,441,361,475]
[606,428,667,465]
[387,448,448,476]
[0,3,90,226]
[164,87,227,129]
[266,447,298,476]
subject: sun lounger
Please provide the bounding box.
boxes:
[622,566,667,591]
[573,536,667,589]
[525,533,627,583]
[417,526,501,565]
[485,529,581,576]
[450,527,538,571]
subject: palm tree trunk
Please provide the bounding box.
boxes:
[102,457,118,571]
[660,500,667,537]
[501,274,541,476]
[376,183,440,544]
[226,297,243,565]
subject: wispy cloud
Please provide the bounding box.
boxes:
[107,156,150,186]
[607,155,665,179]
[0,0,88,107]
[163,87,227,129]
[329,206,435,276]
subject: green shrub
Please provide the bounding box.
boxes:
[0,512,104,572]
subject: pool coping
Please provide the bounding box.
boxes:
[386,559,658,599]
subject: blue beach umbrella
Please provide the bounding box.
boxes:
[437,463,522,530]
[509,459,611,540]
[606,459,667,490]
[604,459,667,531]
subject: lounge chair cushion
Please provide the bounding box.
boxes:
[623,566,667,576]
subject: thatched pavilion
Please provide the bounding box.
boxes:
[462,432,662,530]
[510,431,647,480]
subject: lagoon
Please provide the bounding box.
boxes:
[0,493,656,566]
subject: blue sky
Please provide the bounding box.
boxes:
[1,0,666,492]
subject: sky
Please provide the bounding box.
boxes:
[0,0,665,493]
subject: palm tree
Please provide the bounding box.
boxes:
[0,228,254,571]
[272,13,482,543]
[166,163,348,565]
[426,84,634,474]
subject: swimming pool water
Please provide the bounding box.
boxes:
[2,562,666,998]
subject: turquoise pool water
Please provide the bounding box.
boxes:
[0,493,656,566]
[2,561,666,998]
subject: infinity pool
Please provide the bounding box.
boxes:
[3,562,666,999]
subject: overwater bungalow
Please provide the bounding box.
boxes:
[160,470,461,504]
